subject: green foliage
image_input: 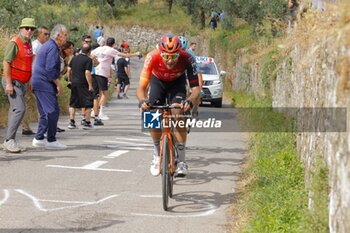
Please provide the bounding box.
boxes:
[232,92,308,233]
[260,49,281,95]
[262,0,288,19]
[0,0,39,30]
[234,0,263,25]
[301,156,330,233]
[86,0,138,19]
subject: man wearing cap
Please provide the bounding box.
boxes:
[1,18,36,153]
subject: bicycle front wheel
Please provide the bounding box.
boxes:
[162,136,170,211]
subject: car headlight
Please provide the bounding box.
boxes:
[213,80,221,85]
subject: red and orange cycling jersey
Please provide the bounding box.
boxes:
[139,49,199,87]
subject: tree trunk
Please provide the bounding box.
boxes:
[167,0,173,13]
[200,8,205,29]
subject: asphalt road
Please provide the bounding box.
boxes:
[0,58,246,233]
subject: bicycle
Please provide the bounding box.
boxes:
[150,102,182,211]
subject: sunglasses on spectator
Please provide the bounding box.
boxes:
[22,27,36,31]
[44,32,50,36]
[161,52,180,61]
[85,40,92,43]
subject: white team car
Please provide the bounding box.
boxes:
[196,56,226,108]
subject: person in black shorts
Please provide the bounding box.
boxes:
[115,54,131,99]
[67,43,94,129]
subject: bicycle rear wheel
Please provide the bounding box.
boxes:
[162,136,170,211]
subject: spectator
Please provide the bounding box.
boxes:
[67,43,94,130]
[89,42,104,126]
[211,9,219,19]
[22,25,50,136]
[288,0,300,28]
[60,40,74,77]
[115,42,131,99]
[97,36,105,47]
[94,25,102,41]
[219,10,225,21]
[2,18,36,153]
[31,24,68,150]
[210,17,218,30]
[91,37,141,120]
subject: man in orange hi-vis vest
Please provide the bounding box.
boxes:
[2,18,36,153]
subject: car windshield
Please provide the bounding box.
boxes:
[198,62,218,75]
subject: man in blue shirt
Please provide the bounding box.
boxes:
[94,26,102,41]
[31,24,67,150]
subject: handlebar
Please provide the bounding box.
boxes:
[149,104,182,110]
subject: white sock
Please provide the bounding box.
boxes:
[153,140,160,157]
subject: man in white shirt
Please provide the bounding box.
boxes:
[91,37,140,120]
[32,26,50,68]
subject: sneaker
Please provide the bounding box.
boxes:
[94,118,104,126]
[2,139,21,153]
[56,127,65,133]
[83,122,93,130]
[98,113,109,120]
[81,119,87,125]
[123,94,129,99]
[150,155,160,176]
[117,95,122,99]
[45,141,67,150]
[175,162,188,177]
[32,138,46,148]
[22,129,35,136]
[68,122,77,129]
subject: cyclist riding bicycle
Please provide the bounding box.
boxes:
[137,33,200,177]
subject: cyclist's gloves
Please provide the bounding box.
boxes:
[138,99,150,108]
[183,100,193,109]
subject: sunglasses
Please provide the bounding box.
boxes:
[44,32,50,36]
[22,27,36,31]
[161,52,180,61]
[84,40,92,43]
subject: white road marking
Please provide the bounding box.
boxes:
[15,189,118,212]
[46,163,132,172]
[105,140,152,147]
[140,195,162,198]
[119,147,152,150]
[82,161,108,169]
[132,196,218,218]
[105,145,152,150]
[0,189,10,207]
[104,150,129,158]
[114,137,152,142]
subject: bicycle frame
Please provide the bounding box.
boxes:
[150,103,181,210]
[159,109,175,176]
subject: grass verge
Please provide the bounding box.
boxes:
[230,92,329,233]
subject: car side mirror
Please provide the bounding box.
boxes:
[220,70,226,76]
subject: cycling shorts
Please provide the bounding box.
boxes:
[149,74,187,105]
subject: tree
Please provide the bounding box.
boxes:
[166,0,174,13]
[0,0,38,29]
[176,0,217,29]
[86,0,138,19]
